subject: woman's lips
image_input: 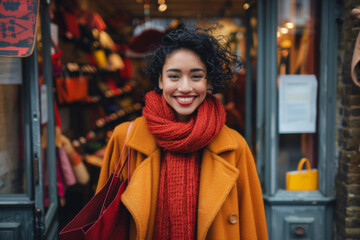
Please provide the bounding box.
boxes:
[175,96,196,105]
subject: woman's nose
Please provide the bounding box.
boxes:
[178,78,192,92]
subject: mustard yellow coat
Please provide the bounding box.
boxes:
[96,116,268,240]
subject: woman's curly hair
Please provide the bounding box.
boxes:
[146,26,242,94]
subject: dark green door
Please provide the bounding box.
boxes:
[0,2,58,239]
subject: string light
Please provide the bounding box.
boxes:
[158,0,167,12]
[158,3,167,12]
[285,22,294,29]
[280,27,288,34]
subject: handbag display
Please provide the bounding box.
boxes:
[286,157,318,191]
[56,69,89,104]
[59,121,134,240]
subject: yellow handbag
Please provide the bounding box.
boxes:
[286,158,318,191]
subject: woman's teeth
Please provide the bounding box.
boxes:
[176,97,194,102]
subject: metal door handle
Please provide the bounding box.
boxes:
[294,225,305,236]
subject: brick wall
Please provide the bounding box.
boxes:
[336,1,360,239]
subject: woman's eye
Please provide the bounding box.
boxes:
[192,75,203,80]
[168,74,179,79]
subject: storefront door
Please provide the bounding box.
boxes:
[0,2,58,239]
[256,0,340,239]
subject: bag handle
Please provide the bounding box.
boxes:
[101,121,134,214]
[114,121,134,176]
[61,65,70,79]
[297,157,311,172]
[61,64,84,80]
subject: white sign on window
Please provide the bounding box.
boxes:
[278,75,318,133]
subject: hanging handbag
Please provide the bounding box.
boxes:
[286,157,318,191]
[56,68,89,104]
[59,121,134,240]
[57,146,77,187]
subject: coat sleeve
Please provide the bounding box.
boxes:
[234,131,268,239]
[95,121,131,193]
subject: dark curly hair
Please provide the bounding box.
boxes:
[146,26,242,94]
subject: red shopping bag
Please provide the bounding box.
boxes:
[59,122,134,240]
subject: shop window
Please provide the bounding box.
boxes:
[276,0,320,190]
[0,58,25,194]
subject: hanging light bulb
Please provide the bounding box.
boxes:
[280,27,288,34]
[158,3,167,12]
[285,22,294,29]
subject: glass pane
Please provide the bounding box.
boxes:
[0,80,25,194]
[277,0,320,190]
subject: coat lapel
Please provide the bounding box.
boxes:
[126,117,158,156]
[197,126,240,240]
[121,117,160,239]
[121,150,161,240]
[197,151,239,240]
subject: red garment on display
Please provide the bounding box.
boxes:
[80,11,107,32]
[142,91,226,239]
[62,11,81,38]
[54,101,62,129]
[120,58,133,79]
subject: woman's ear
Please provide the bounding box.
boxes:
[158,74,163,90]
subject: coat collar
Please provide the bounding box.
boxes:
[125,116,238,155]
[206,124,239,154]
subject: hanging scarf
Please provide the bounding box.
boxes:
[142,90,226,239]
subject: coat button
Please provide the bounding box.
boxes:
[228,214,238,224]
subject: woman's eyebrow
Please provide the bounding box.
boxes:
[165,68,205,72]
[190,68,205,72]
[166,68,181,72]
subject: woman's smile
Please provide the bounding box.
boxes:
[174,95,196,105]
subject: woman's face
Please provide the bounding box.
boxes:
[159,49,209,122]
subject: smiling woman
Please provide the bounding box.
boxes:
[96,26,268,240]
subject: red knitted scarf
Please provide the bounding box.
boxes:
[142,90,226,239]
